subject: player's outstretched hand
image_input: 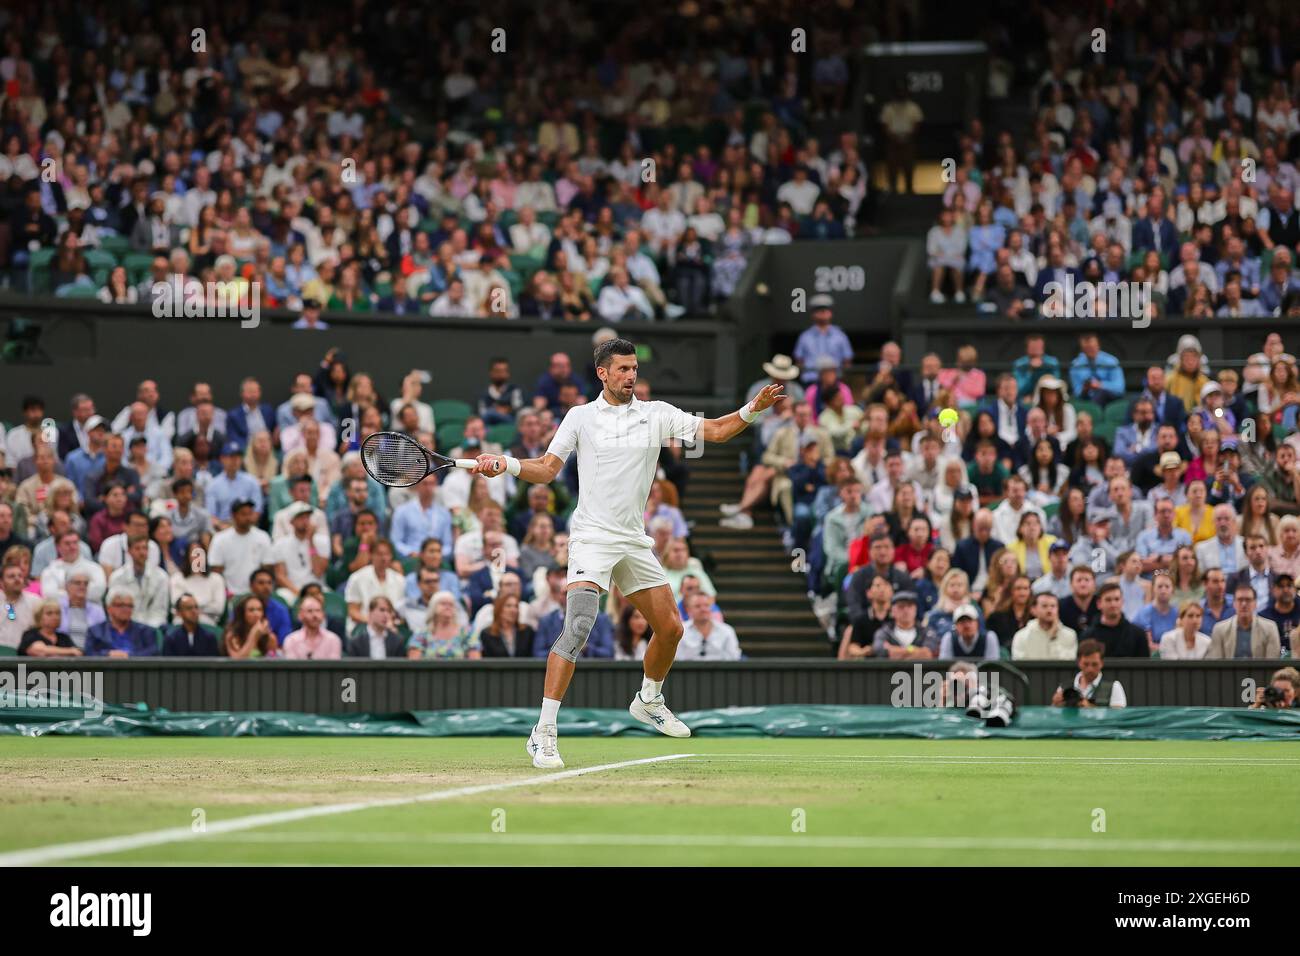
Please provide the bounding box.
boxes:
[750,382,785,413]
[472,453,507,477]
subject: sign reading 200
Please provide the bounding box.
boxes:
[814,265,866,292]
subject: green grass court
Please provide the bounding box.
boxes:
[1,737,1297,866]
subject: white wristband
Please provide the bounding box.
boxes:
[504,456,521,477]
[738,402,759,424]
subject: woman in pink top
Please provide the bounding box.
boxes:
[937,345,987,406]
[1268,517,1300,580]
[282,595,343,660]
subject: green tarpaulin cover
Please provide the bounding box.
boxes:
[1,697,1298,740]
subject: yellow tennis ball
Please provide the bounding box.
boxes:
[938,408,959,428]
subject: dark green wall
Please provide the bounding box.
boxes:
[0,298,739,415]
[1,659,1281,711]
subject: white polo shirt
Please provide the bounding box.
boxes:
[272,531,331,591]
[344,564,408,615]
[546,394,703,548]
[676,619,742,660]
[208,526,273,592]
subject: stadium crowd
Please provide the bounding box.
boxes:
[0,327,748,660]
[0,0,872,324]
[722,304,1299,676]
[927,0,1300,320]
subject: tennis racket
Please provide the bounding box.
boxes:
[360,431,480,488]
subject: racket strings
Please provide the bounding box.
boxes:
[362,433,429,487]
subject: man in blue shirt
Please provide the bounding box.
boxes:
[64,415,108,497]
[1069,332,1125,406]
[1113,398,1158,467]
[792,294,853,386]
[85,588,158,656]
[206,441,264,529]
[1133,571,1178,650]
[390,477,454,558]
[1135,497,1193,574]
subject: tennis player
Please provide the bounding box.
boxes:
[471,337,783,768]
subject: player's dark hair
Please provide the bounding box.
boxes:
[594,337,636,369]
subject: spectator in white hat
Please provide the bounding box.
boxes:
[938,603,999,659]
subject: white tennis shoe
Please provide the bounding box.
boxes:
[526,723,565,769]
[629,693,692,738]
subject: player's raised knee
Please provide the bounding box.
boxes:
[661,615,685,646]
[551,585,599,662]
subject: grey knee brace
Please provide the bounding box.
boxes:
[552,585,599,662]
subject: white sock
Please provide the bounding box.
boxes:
[640,676,663,701]
[538,697,561,729]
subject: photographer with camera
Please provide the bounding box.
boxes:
[1249,666,1299,710]
[942,660,1017,726]
[1051,639,1128,708]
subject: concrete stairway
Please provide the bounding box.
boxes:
[678,440,830,657]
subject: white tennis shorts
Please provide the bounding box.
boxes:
[566,536,669,595]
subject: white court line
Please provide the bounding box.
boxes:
[694,754,1300,765]
[0,753,694,867]
[189,831,1300,855]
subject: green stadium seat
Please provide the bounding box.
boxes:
[84,248,117,271]
[1094,421,1118,444]
[436,421,466,452]
[99,235,131,258]
[537,210,560,229]
[487,422,517,448]
[122,251,157,286]
[1103,401,1130,425]
[26,247,56,293]
[1071,400,1102,423]
[500,268,524,300]
[508,252,544,275]
[0,645,16,657]
[322,590,348,623]
[400,555,420,574]
[431,399,473,426]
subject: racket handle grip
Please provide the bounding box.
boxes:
[454,459,477,469]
